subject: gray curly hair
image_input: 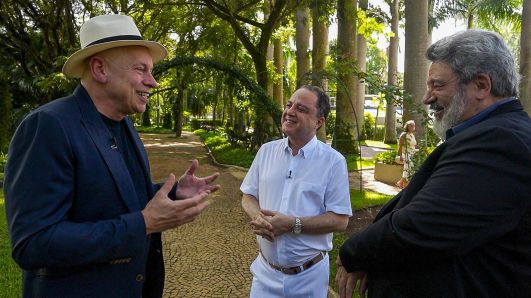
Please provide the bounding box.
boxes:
[426,29,519,98]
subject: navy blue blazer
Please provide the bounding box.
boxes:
[4,85,165,297]
[340,100,531,297]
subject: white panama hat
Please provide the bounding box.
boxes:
[62,14,168,78]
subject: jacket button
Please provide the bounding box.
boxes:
[136,274,144,282]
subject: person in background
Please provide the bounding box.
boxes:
[336,29,531,297]
[240,85,352,297]
[395,120,418,189]
[4,14,219,298]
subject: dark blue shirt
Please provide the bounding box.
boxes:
[446,97,515,140]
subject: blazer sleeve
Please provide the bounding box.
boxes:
[4,111,148,270]
[340,127,531,272]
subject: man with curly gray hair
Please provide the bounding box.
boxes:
[336,29,531,298]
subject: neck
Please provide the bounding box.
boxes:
[288,135,313,156]
[81,81,125,121]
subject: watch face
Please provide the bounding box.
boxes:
[294,217,302,234]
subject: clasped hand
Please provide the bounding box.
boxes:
[249,210,292,241]
[142,159,220,234]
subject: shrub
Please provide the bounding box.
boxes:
[190,119,222,130]
[325,113,336,139]
[195,129,254,168]
[362,112,375,140]
[373,150,399,165]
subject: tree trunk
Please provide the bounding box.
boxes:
[404,0,429,140]
[312,2,330,143]
[520,0,531,113]
[0,72,13,152]
[142,103,151,126]
[334,0,359,155]
[273,38,284,109]
[296,6,311,87]
[384,0,399,144]
[356,0,368,139]
[173,88,186,137]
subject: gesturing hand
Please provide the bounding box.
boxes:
[142,174,212,234]
[175,159,220,200]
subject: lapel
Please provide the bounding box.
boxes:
[73,85,142,212]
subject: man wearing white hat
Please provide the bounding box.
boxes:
[4,14,220,297]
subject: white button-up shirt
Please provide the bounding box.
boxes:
[240,136,352,267]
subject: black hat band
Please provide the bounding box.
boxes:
[86,35,144,48]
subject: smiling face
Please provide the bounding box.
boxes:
[281,88,324,146]
[100,46,158,120]
[423,62,471,138]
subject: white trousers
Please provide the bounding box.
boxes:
[249,253,329,298]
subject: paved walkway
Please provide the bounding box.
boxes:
[140,131,400,297]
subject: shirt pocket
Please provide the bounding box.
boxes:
[297,182,326,215]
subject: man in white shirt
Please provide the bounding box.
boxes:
[240,85,352,297]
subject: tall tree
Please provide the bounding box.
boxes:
[311,1,331,142]
[521,0,531,113]
[433,0,521,30]
[296,4,311,87]
[273,37,284,108]
[404,0,430,140]
[0,71,12,152]
[199,0,301,146]
[384,0,399,143]
[334,0,359,154]
[356,0,368,138]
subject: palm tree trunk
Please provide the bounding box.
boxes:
[404,0,429,140]
[296,6,311,87]
[520,0,531,113]
[384,0,399,144]
[312,2,330,143]
[334,0,359,155]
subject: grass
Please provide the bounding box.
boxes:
[349,189,393,210]
[0,190,22,298]
[328,189,393,296]
[361,140,397,150]
[346,155,374,171]
[134,125,175,134]
[194,129,255,168]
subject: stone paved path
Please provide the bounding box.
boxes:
[141,132,256,297]
[140,131,400,298]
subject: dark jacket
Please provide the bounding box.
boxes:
[340,100,531,297]
[4,85,165,298]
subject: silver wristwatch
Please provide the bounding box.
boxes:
[293,217,302,234]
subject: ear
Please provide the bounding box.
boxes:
[472,73,492,100]
[88,56,108,83]
[316,117,325,130]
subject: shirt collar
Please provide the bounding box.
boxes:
[446,97,515,139]
[283,136,318,158]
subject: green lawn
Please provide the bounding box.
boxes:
[361,140,397,150]
[0,190,22,298]
[328,189,393,295]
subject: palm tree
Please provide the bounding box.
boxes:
[311,1,331,142]
[521,0,531,113]
[433,0,521,30]
[404,0,430,140]
[334,0,359,154]
[384,0,400,144]
[296,5,311,87]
